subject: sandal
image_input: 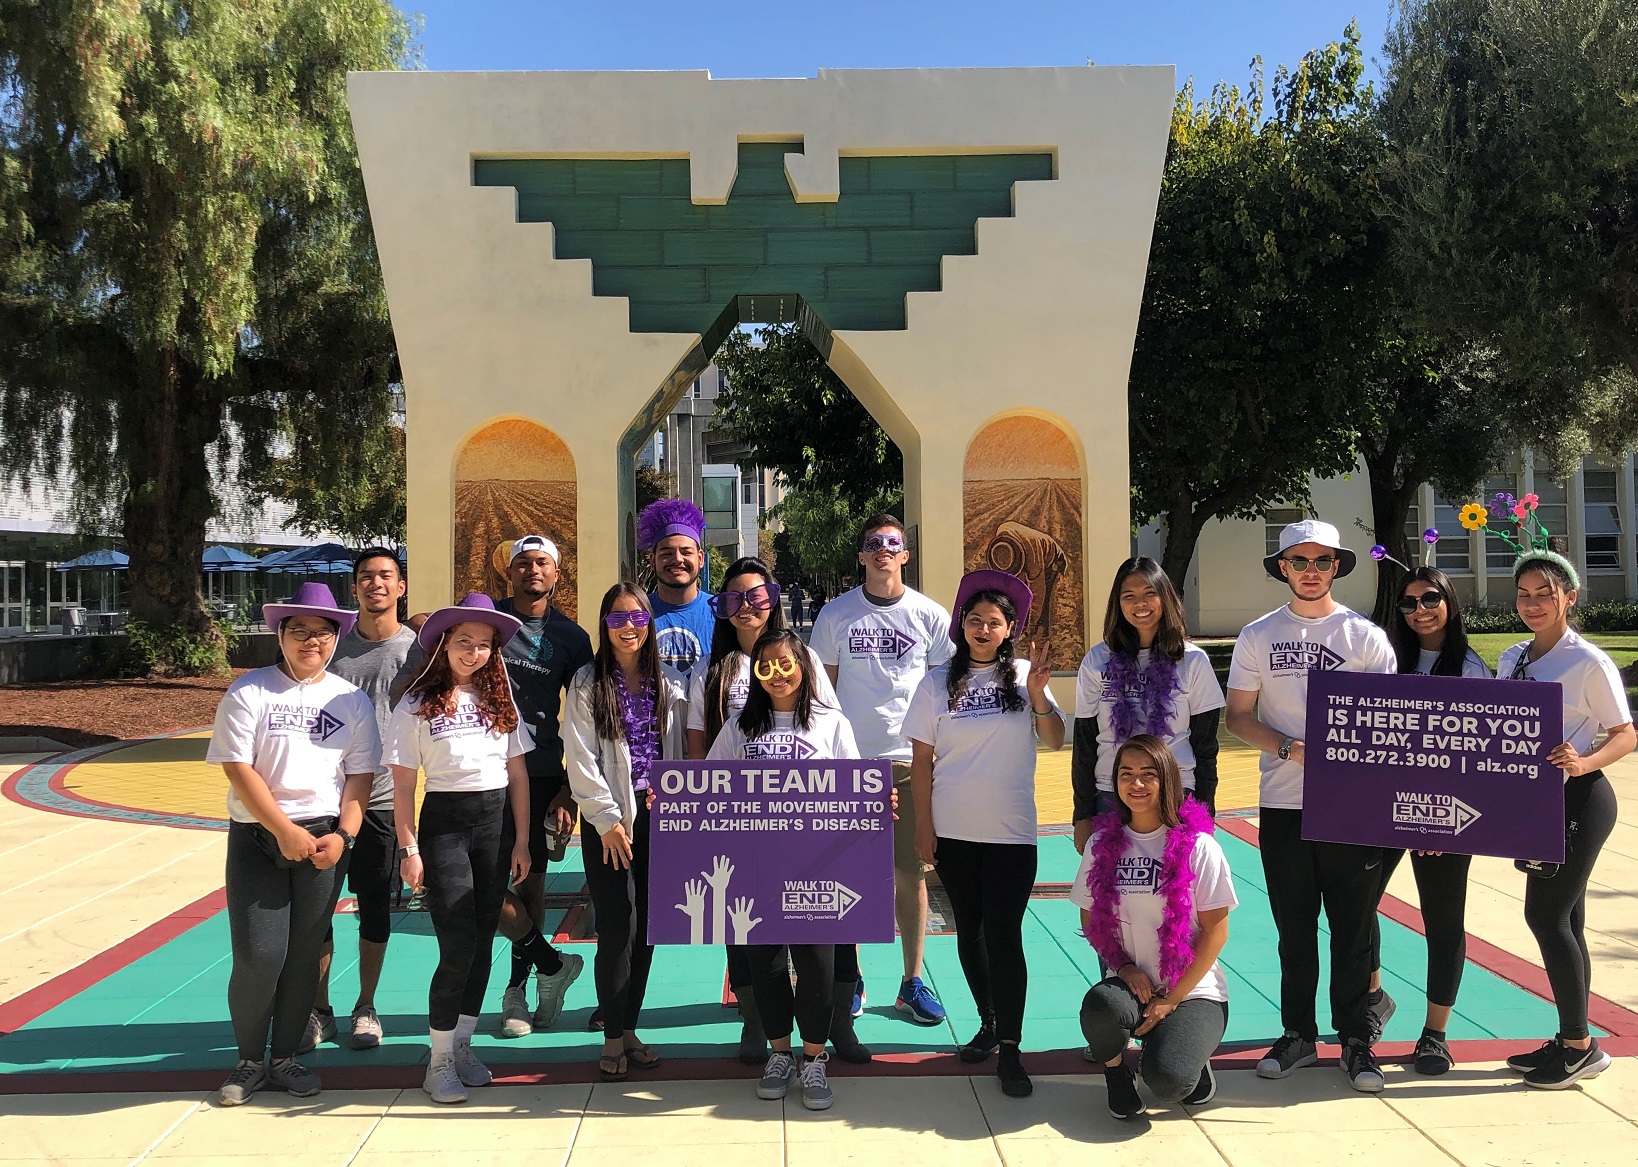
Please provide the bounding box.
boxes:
[624,1043,663,1069]
[598,1052,628,1081]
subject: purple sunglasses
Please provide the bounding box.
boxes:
[709,581,781,619]
[604,609,652,630]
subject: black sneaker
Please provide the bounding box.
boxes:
[1182,1061,1217,1106]
[1506,1038,1562,1074]
[1255,1031,1318,1079]
[959,1023,999,1064]
[1523,1038,1611,1090]
[1413,1034,1453,1076]
[1105,1061,1144,1120]
[1340,1039,1385,1093]
[996,1044,1032,1098]
[1366,989,1396,1043]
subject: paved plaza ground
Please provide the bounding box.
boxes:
[2,729,1636,1165]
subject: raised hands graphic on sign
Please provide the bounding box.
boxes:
[674,878,707,945]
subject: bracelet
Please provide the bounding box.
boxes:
[1032,707,1055,717]
[397,844,419,859]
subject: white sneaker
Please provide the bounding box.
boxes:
[350,1006,383,1050]
[453,1040,493,1087]
[499,985,533,1038]
[423,1051,467,1104]
[533,953,585,1030]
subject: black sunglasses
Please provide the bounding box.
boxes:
[1282,555,1336,573]
[1396,591,1446,614]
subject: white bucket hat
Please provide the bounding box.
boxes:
[1262,519,1357,581]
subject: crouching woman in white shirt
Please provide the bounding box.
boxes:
[206,583,380,1106]
[386,594,533,1105]
[708,628,862,1112]
[1072,735,1236,1121]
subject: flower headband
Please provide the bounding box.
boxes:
[1459,491,1582,590]
[1370,528,1440,573]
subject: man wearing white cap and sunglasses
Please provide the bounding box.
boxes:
[492,535,593,1036]
[1224,519,1397,1094]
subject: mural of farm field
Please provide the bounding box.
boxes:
[963,415,1084,672]
[454,420,579,619]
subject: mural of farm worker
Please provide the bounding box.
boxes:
[986,521,1066,646]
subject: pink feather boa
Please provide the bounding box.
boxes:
[1081,796,1214,990]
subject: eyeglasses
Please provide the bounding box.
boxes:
[1282,555,1337,574]
[284,627,336,643]
[603,610,652,630]
[1396,592,1445,613]
[753,656,799,681]
[861,532,905,554]
[710,581,781,619]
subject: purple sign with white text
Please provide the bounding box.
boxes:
[647,760,895,945]
[1302,671,1565,862]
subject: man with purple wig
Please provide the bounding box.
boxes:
[637,498,716,681]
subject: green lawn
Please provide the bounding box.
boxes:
[1468,631,1638,708]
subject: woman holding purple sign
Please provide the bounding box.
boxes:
[707,627,862,1112]
[564,582,689,1082]
[906,570,1063,1099]
[385,594,533,1105]
[1486,508,1633,1089]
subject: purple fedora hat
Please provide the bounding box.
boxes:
[418,592,523,652]
[949,569,1034,645]
[264,582,358,640]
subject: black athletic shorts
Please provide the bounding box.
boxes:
[499,774,567,875]
[347,807,396,900]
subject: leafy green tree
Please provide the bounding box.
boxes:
[0,0,412,672]
[765,480,903,586]
[1131,27,1383,590]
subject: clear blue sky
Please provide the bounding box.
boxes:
[404,1,1391,93]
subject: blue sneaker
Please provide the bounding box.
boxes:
[851,977,865,1018]
[895,976,945,1025]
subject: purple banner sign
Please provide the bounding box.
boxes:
[1302,671,1565,862]
[647,760,895,945]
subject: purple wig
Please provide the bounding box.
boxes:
[637,497,706,552]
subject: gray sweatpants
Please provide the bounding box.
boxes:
[225,819,347,1062]
[1080,977,1228,1102]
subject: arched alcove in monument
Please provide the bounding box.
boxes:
[454,419,579,618]
[963,413,1086,670]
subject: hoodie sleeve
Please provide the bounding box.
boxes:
[563,669,622,835]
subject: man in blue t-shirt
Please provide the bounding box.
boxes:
[638,498,715,680]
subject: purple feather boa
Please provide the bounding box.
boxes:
[1081,796,1215,990]
[1104,650,1181,743]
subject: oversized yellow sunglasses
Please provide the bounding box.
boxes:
[753,655,799,681]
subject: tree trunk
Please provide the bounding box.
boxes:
[1363,445,1423,627]
[1159,503,1207,602]
[121,347,226,674]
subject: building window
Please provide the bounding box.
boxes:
[687,378,702,400]
[1432,491,1472,574]
[1482,474,1520,572]
[1584,465,1620,572]
[701,475,737,533]
[0,562,24,629]
[1534,477,1570,562]
[1264,508,1305,558]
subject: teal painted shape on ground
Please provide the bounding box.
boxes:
[473,144,1054,332]
[0,833,1578,1076]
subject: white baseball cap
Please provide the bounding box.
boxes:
[510,535,560,565]
[1263,518,1357,581]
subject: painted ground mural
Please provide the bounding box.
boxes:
[454,419,579,619]
[963,415,1084,672]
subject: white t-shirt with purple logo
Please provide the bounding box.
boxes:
[1498,630,1633,756]
[902,660,1058,846]
[383,687,535,793]
[809,585,953,761]
[207,665,381,824]
[1074,642,1225,793]
[1226,604,1396,809]
[705,706,860,762]
[686,645,838,734]
[1068,826,1238,1002]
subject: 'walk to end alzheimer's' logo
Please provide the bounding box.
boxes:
[267,705,345,742]
[743,733,820,760]
[1392,791,1482,836]
[428,706,489,740]
[782,879,861,921]
[1267,641,1346,675]
[950,685,1004,717]
[848,625,917,661]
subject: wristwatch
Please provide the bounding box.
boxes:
[1278,736,1296,761]
[397,844,419,860]
[336,828,356,851]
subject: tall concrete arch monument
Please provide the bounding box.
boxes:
[348,67,1173,655]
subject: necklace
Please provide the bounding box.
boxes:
[1103,649,1181,741]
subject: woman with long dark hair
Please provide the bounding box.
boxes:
[1369,566,1490,1074]
[1072,558,1225,853]
[708,628,861,1112]
[564,582,688,1080]
[684,557,852,1063]
[907,571,1063,1098]
[386,594,533,1104]
[1073,736,1236,1120]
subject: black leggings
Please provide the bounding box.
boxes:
[1369,848,1471,1008]
[747,944,836,1047]
[935,837,1037,1043]
[420,789,508,1031]
[581,802,653,1040]
[1525,771,1618,1042]
[1081,978,1228,1102]
[729,941,857,986]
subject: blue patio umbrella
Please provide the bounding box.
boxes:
[255,547,306,571]
[202,545,260,572]
[266,542,355,574]
[54,549,129,571]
